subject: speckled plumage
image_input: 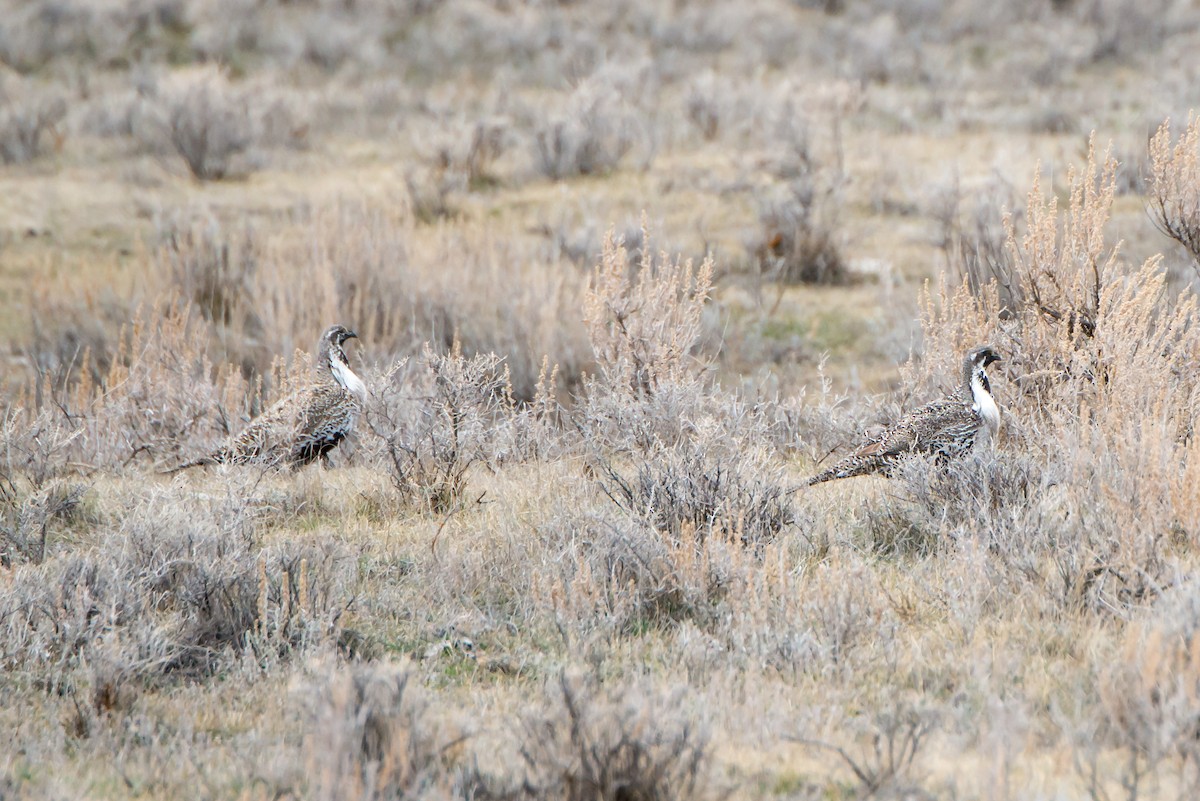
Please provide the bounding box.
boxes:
[807,346,1002,485]
[168,325,365,473]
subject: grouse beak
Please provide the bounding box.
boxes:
[345,329,358,341]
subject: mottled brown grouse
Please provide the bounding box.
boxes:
[168,325,366,472]
[807,345,1002,485]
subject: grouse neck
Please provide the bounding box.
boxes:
[328,352,367,403]
[970,368,1001,436]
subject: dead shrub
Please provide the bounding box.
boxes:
[743,83,851,286]
[1,405,91,565]
[304,660,466,801]
[934,178,1024,317]
[858,494,941,558]
[591,437,792,549]
[794,556,896,679]
[0,79,66,164]
[968,142,1109,367]
[850,442,1058,561]
[368,347,512,512]
[684,71,727,141]
[575,226,719,457]
[578,377,723,458]
[25,284,132,396]
[16,201,589,428]
[0,483,354,692]
[505,671,712,801]
[0,2,83,72]
[22,304,260,472]
[798,701,940,799]
[544,508,744,635]
[583,227,714,402]
[1148,114,1200,271]
[404,164,466,224]
[143,491,305,662]
[255,85,311,151]
[0,479,89,567]
[0,407,84,491]
[891,447,1048,550]
[300,9,386,71]
[1043,431,1177,615]
[418,115,510,190]
[501,356,567,463]
[244,203,589,402]
[1076,0,1174,62]
[682,541,827,680]
[533,64,655,179]
[156,211,261,330]
[750,176,847,285]
[1077,583,1200,797]
[915,139,1199,614]
[153,68,255,181]
[577,229,796,552]
[0,0,158,72]
[462,118,509,186]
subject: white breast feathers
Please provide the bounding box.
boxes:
[971,370,1001,438]
[331,357,368,405]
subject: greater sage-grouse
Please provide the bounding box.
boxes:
[806,345,1001,485]
[168,325,366,472]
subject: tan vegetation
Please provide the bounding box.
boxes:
[5,1,1200,799]
[1149,115,1200,270]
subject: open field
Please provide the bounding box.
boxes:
[6,1,1200,798]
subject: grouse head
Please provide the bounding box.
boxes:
[963,345,1001,396]
[969,345,1001,368]
[318,324,359,369]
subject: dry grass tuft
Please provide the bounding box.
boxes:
[505,671,713,801]
[1148,114,1200,271]
[368,346,512,513]
[533,63,655,180]
[0,478,88,567]
[583,226,713,403]
[157,211,261,329]
[1076,581,1200,797]
[0,77,66,164]
[1,480,355,712]
[304,659,466,801]
[156,67,256,181]
[591,432,792,549]
[798,701,940,799]
[750,177,848,286]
